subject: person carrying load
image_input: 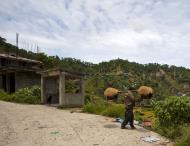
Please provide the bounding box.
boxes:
[121,91,136,129]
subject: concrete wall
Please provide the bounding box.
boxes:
[45,77,59,94]
[41,71,85,107]
[15,71,41,90]
[65,93,84,106]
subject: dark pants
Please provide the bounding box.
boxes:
[121,109,134,128]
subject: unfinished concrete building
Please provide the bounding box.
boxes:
[40,69,85,107]
[0,54,43,93]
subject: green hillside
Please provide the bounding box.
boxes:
[1,36,190,99]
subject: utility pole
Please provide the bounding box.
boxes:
[30,43,33,52]
[27,43,29,52]
[37,45,40,53]
[16,33,19,57]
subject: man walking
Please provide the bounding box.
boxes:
[121,91,136,129]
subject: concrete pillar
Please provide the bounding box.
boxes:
[14,72,18,91]
[0,75,2,90]
[41,76,45,104]
[6,73,10,93]
[59,73,65,105]
[1,74,6,92]
[80,77,85,105]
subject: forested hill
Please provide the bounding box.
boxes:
[1,36,190,98]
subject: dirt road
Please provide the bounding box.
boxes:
[0,101,171,146]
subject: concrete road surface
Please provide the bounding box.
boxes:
[0,101,172,146]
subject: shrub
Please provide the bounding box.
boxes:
[0,90,12,101]
[153,96,190,144]
[12,86,41,104]
[102,104,124,117]
[84,94,92,104]
[153,120,183,139]
[116,94,125,104]
[153,96,190,126]
[83,99,108,115]
[0,86,41,104]
[83,99,125,117]
[83,99,155,121]
[175,126,190,146]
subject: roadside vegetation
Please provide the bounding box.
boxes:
[153,96,190,146]
[83,99,125,117]
[83,99,155,123]
[0,86,41,104]
[83,96,190,145]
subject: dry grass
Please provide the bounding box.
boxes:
[104,87,120,97]
[137,86,153,96]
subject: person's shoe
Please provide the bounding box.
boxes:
[121,126,127,129]
[131,126,136,129]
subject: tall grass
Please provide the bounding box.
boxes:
[83,99,125,118]
[83,100,108,114]
[102,104,125,117]
[83,99,155,121]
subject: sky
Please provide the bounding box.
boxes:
[0,0,190,68]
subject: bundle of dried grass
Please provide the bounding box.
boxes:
[104,87,120,97]
[137,86,153,99]
[104,87,120,100]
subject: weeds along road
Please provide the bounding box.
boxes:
[0,101,171,146]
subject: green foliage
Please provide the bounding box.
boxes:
[134,107,155,123]
[0,90,12,101]
[153,122,190,145]
[117,94,125,103]
[175,126,190,146]
[12,86,41,104]
[153,120,183,139]
[134,111,144,122]
[65,79,80,93]
[83,100,108,115]
[102,104,125,117]
[154,96,190,126]
[83,99,126,118]
[83,100,155,121]
[153,96,190,144]
[0,86,41,104]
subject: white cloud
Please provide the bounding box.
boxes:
[0,0,190,68]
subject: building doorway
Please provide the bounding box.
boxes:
[1,73,15,93]
[44,76,59,104]
[9,73,15,93]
